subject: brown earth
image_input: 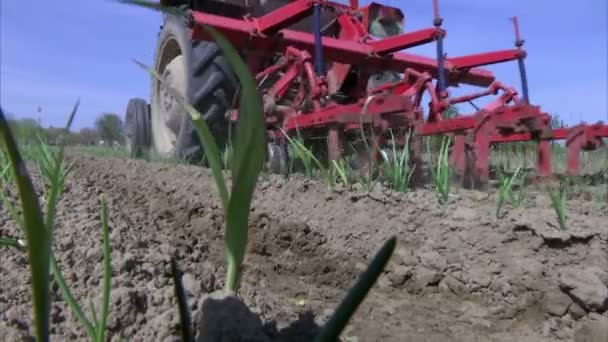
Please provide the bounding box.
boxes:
[1,152,607,342]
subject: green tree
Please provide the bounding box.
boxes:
[95,113,124,146]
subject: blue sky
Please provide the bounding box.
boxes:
[1,0,606,130]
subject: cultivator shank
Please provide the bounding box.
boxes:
[128,0,607,186]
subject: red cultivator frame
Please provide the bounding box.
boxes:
[126,0,608,187]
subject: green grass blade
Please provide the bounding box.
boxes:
[0,106,51,341]
[122,0,265,296]
[548,181,568,230]
[0,237,26,251]
[97,195,112,342]
[38,101,79,233]
[282,130,324,177]
[171,257,194,342]
[314,236,396,342]
[332,160,349,186]
[133,59,230,211]
[50,254,96,337]
[89,300,100,329]
[203,25,267,294]
[496,166,520,219]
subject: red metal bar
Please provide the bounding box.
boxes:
[488,124,608,143]
[282,94,413,131]
[252,0,313,35]
[189,11,496,87]
[474,127,491,183]
[489,132,533,143]
[327,126,342,162]
[420,116,476,135]
[551,128,568,140]
[537,140,551,177]
[447,49,525,70]
[567,142,582,175]
[551,124,608,140]
[450,134,466,174]
[367,28,444,55]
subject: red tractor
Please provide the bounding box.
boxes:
[124,0,607,186]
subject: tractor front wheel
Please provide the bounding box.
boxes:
[149,14,238,162]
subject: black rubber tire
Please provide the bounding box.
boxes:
[152,14,239,163]
[175,39,239,162]
[125,97,151,158]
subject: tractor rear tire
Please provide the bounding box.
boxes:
[125,97,151,158]
[150,14,238,162]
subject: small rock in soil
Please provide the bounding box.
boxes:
[413,267,443,289]
[196,292,269,342]
[452,207,478,222]
[182,273,200,298]
[467,268,493,290]
[569,302,587,320]
[543,289,573,317]
[560,268,608,312]
[588,266,608,286]
[387,266,413,287]
[442,275,467,296]
[418,251,448,271]
[394,248,417,266]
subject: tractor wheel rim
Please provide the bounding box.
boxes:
[151,54,186,156]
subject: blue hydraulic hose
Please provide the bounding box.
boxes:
[436,34,447,94]
[517,56,530,104]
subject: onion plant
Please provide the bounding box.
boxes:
[0,106,50,341]
[495,166,522,219]
[381,129,415,193]
[282,128,324,178]
[0,103,113,342]
[124,2,397,341]
[548,179,568,230]
[128,1,267,295]
[428,135,451,205]
[331,158,351,187]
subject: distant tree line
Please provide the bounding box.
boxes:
[6,112,125,147]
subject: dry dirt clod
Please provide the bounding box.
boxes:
[560,268,608,313]
[195,292,270,342]
[543,289,574,317]
[387,265,413,287]
[451,207,477,222]
[569,302,588,320]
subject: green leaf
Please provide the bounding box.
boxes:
[133,59,230,211]
[0,237,26,251]
[50,254,96,337]
[97,195,112,342]
[120,0,267,294]
[171,258,194,342]
[314,236,396,342]
[203,25,267,294]
[0,106,51,341]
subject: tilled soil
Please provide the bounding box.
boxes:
[1,152,607,342]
